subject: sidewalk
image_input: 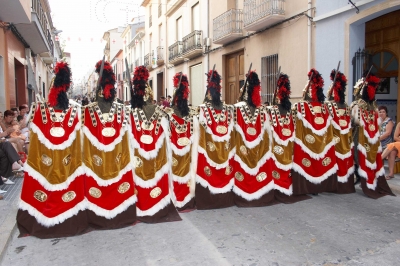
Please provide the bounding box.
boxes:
[0,166,399,263]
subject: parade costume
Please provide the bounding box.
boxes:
[268,74,311,203]
[17,62,88,238]
[82,60,137,229]
[129,66,181,222]
[233,71,275,207]
[169,73,197,211]
[327,70,355,194]
[351,73,394,199]
[292,69,338,195]
[195,69,235,209]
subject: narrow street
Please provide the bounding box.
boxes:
[2,189,400,266]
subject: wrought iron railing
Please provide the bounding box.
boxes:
[213,9,243,41]
[157,46,164,61]
[182,30,203,54]
[243,0,285,27]
[168,41,183,61]
[32,0,53,54]
[144,54,150,66]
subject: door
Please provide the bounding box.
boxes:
[225,50,244,104]
[157,72,164,100]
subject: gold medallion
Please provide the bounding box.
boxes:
[225,165,233,175]
[172,157,178,167]
[102,113,114,122]
[313,106,322,113]
[206,141,216,152]
[363,143,371,152]
[368,124,376,131]
[141,121,154,130]
[63,154,72,166]
[235,172,244,182]
[273,146,284,155]
[140,134,153,144]
[305,134,315,144]
[133,156,143,168]
[339,119,347,127]
[92,155,103,166]
[89,187,102,198]
[247,127,257,136]
[281,128,292,137]
[256,172,267,182]
[204,166,212,176]
[50,127,65,137]
[150,187,162,198]
[115,153,122,164]
[216,125,228,134]
[102,127,116,137]
[177,137,190,146]
[41,154,53,166]
[272,171,280,179]
[175,127,187,134]
[322,157,332,166]
[224,141,230,151]
[240,145,248,155]
[314,117,324,125]
[333,135,340,144]
[118,182,131,194]
[338,109,346,116]
[34,190,47,202]
[302,158,311,167]
[62,191,76,202]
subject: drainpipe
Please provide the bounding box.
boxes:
[307,1,312,70]
[206,0,210,94]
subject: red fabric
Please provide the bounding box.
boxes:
[20,174,85,218]
[233,159,273,194]
[358,151,383,187]
[296,102,331,131]
[201,107,230,138]
[336,152,354,178]
[235,108,263,142]
[173,182,191,203]
[31,105,79,145]
[170,114,193,148]
[129,113,165,152]
[196,153,234,189]
[360,109,379,138]
[85,170,135,211]
[135,174,170,211]
[269,112,295,142]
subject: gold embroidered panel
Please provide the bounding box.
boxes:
[83,134,131,180]
[198,126,235,164]
[234,131,270,168]
[134,139,168,181]
[295,120,334,154]
[27,132,82,185]
[332,127,353,155]
[172,150,191,177]
[357,128,380,164]
[271,141,294,165]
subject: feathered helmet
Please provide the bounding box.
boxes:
[361,72,380,104]
[205,69,222,106]
[305,68,325,103]
[329,70,347,104]
[48,61,72,110]
[95,60,116,102]
[276,73,291,111]
[130,65,151,109]
[239,70,261,108]
[172,72,190,117]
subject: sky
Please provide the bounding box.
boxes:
[49,0,145,84]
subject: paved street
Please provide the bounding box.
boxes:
[1,186,400,266]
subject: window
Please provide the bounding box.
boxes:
[149,4,152,27]
[192,3,200,31]
[176,16,182,41]
[42,81,46,98]
[261,54,278,104]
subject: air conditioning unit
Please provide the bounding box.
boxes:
[203,37,211,47]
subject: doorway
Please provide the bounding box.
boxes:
[157,72,164,100]
[225,50,244,104]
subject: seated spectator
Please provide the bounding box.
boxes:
[160,96,170,108]
[0,110,25,153]
[0,111,3,122]
[378,105,394,150]
[382,122,400,180]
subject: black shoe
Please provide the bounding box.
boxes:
[311,193,318,196]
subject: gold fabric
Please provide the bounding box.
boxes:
[134,139,168,181]
[172,149,191,177]
[28,131,82,185]
[234,131,270,168]
[83,134,131,180]
[295,120,333,154]
[198,126,234,164]
[272,140,294,165]
[357,127,380,164]
[332,127,352,155]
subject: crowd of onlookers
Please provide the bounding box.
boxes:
[0,105,28,199]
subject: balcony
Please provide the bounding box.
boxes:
[213,9,243,45]
[0,0,31,24]
[168,41,184,65]
[182,30,203,59]
[156,46,164,66]
[166,0,185,16]
[144,51,154,70]
[243,0,285,32]
[13,0,53,55]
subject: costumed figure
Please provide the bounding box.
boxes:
[82,60,137,229]
[129,66,181,222]
[326,70,355,194]
[233,70,275,207]
[195,69,235,209]
[268,74,311,203]
[17,62,88,238]
[292,69,338,195]
[351,72,394,198]
[169,73,198,211]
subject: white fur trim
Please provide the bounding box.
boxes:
[271,154,293,171]
[24,164,86,191]
[292,162,338,184]
[296,111,331,136]
[357,144,377,170]
[171,138,192,156]
[31,122,81,150]
[362,126,380,145]
[233,102,246,107]
[233,180,274,201]
[131,131,166,160]
[199,109,234,142]
[196,174,234,194]
[83,125,127,152]
[84,163,133,187]
[135,162,169,188]
[335,150,353,160]
[234,124,264,149]
[233,151,271,175]
[18,198,87,228]
[197,145,236,170]
[331,119,351,134]
[294,138,335,160]
[136,194,171,217]
[338,165,355,183]
[357,166,384,190]
[272,130,294,146]
[87,195,137,219]
[175,193,194,208]
[172,171,191,184]
[274,184,293,196]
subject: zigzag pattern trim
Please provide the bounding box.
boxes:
[31,122,81,150]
